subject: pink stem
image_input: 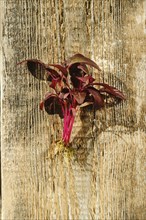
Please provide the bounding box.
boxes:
[62,106,75,145]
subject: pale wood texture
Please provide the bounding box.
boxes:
[1,0,146,219]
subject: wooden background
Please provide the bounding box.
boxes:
[1,0,146,219]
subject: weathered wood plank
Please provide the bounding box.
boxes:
[1,0,146,219]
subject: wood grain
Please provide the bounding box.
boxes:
[1,0,146,219]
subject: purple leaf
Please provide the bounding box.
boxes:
[18,59,48,80]
[87,87,104,108]
[45,67,64,90]
[72,91,86,104]
[67,53,101,71]
[49,78,61,90]
[69,63,87,88]
[76,75,95,85]
[47,64,68,76]
[77,64,89,74]
[59,88,70,99]
[46,67,69,89]
[44,93,64,118]
[93,83,126,100]
[46,67,60,78]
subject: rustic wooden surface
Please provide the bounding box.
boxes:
[1,0,146,219]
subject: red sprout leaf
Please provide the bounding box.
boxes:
[72,91,86,104]
[77,64,89,74]
[47,64,68,77]
[67,53,101,71]
[46,67,61,79]
[76,75,95,86]
[46,67,69,90]
[92,82,126,100]
[17,59,48,80]
[86,87,104,108]
[43,93,64,118]
[49,76,62,90]
[69,63,86,88]
[59,88,70,99]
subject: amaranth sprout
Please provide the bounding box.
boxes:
[18,53,126,146]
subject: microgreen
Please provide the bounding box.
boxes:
[18,53,126,146]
